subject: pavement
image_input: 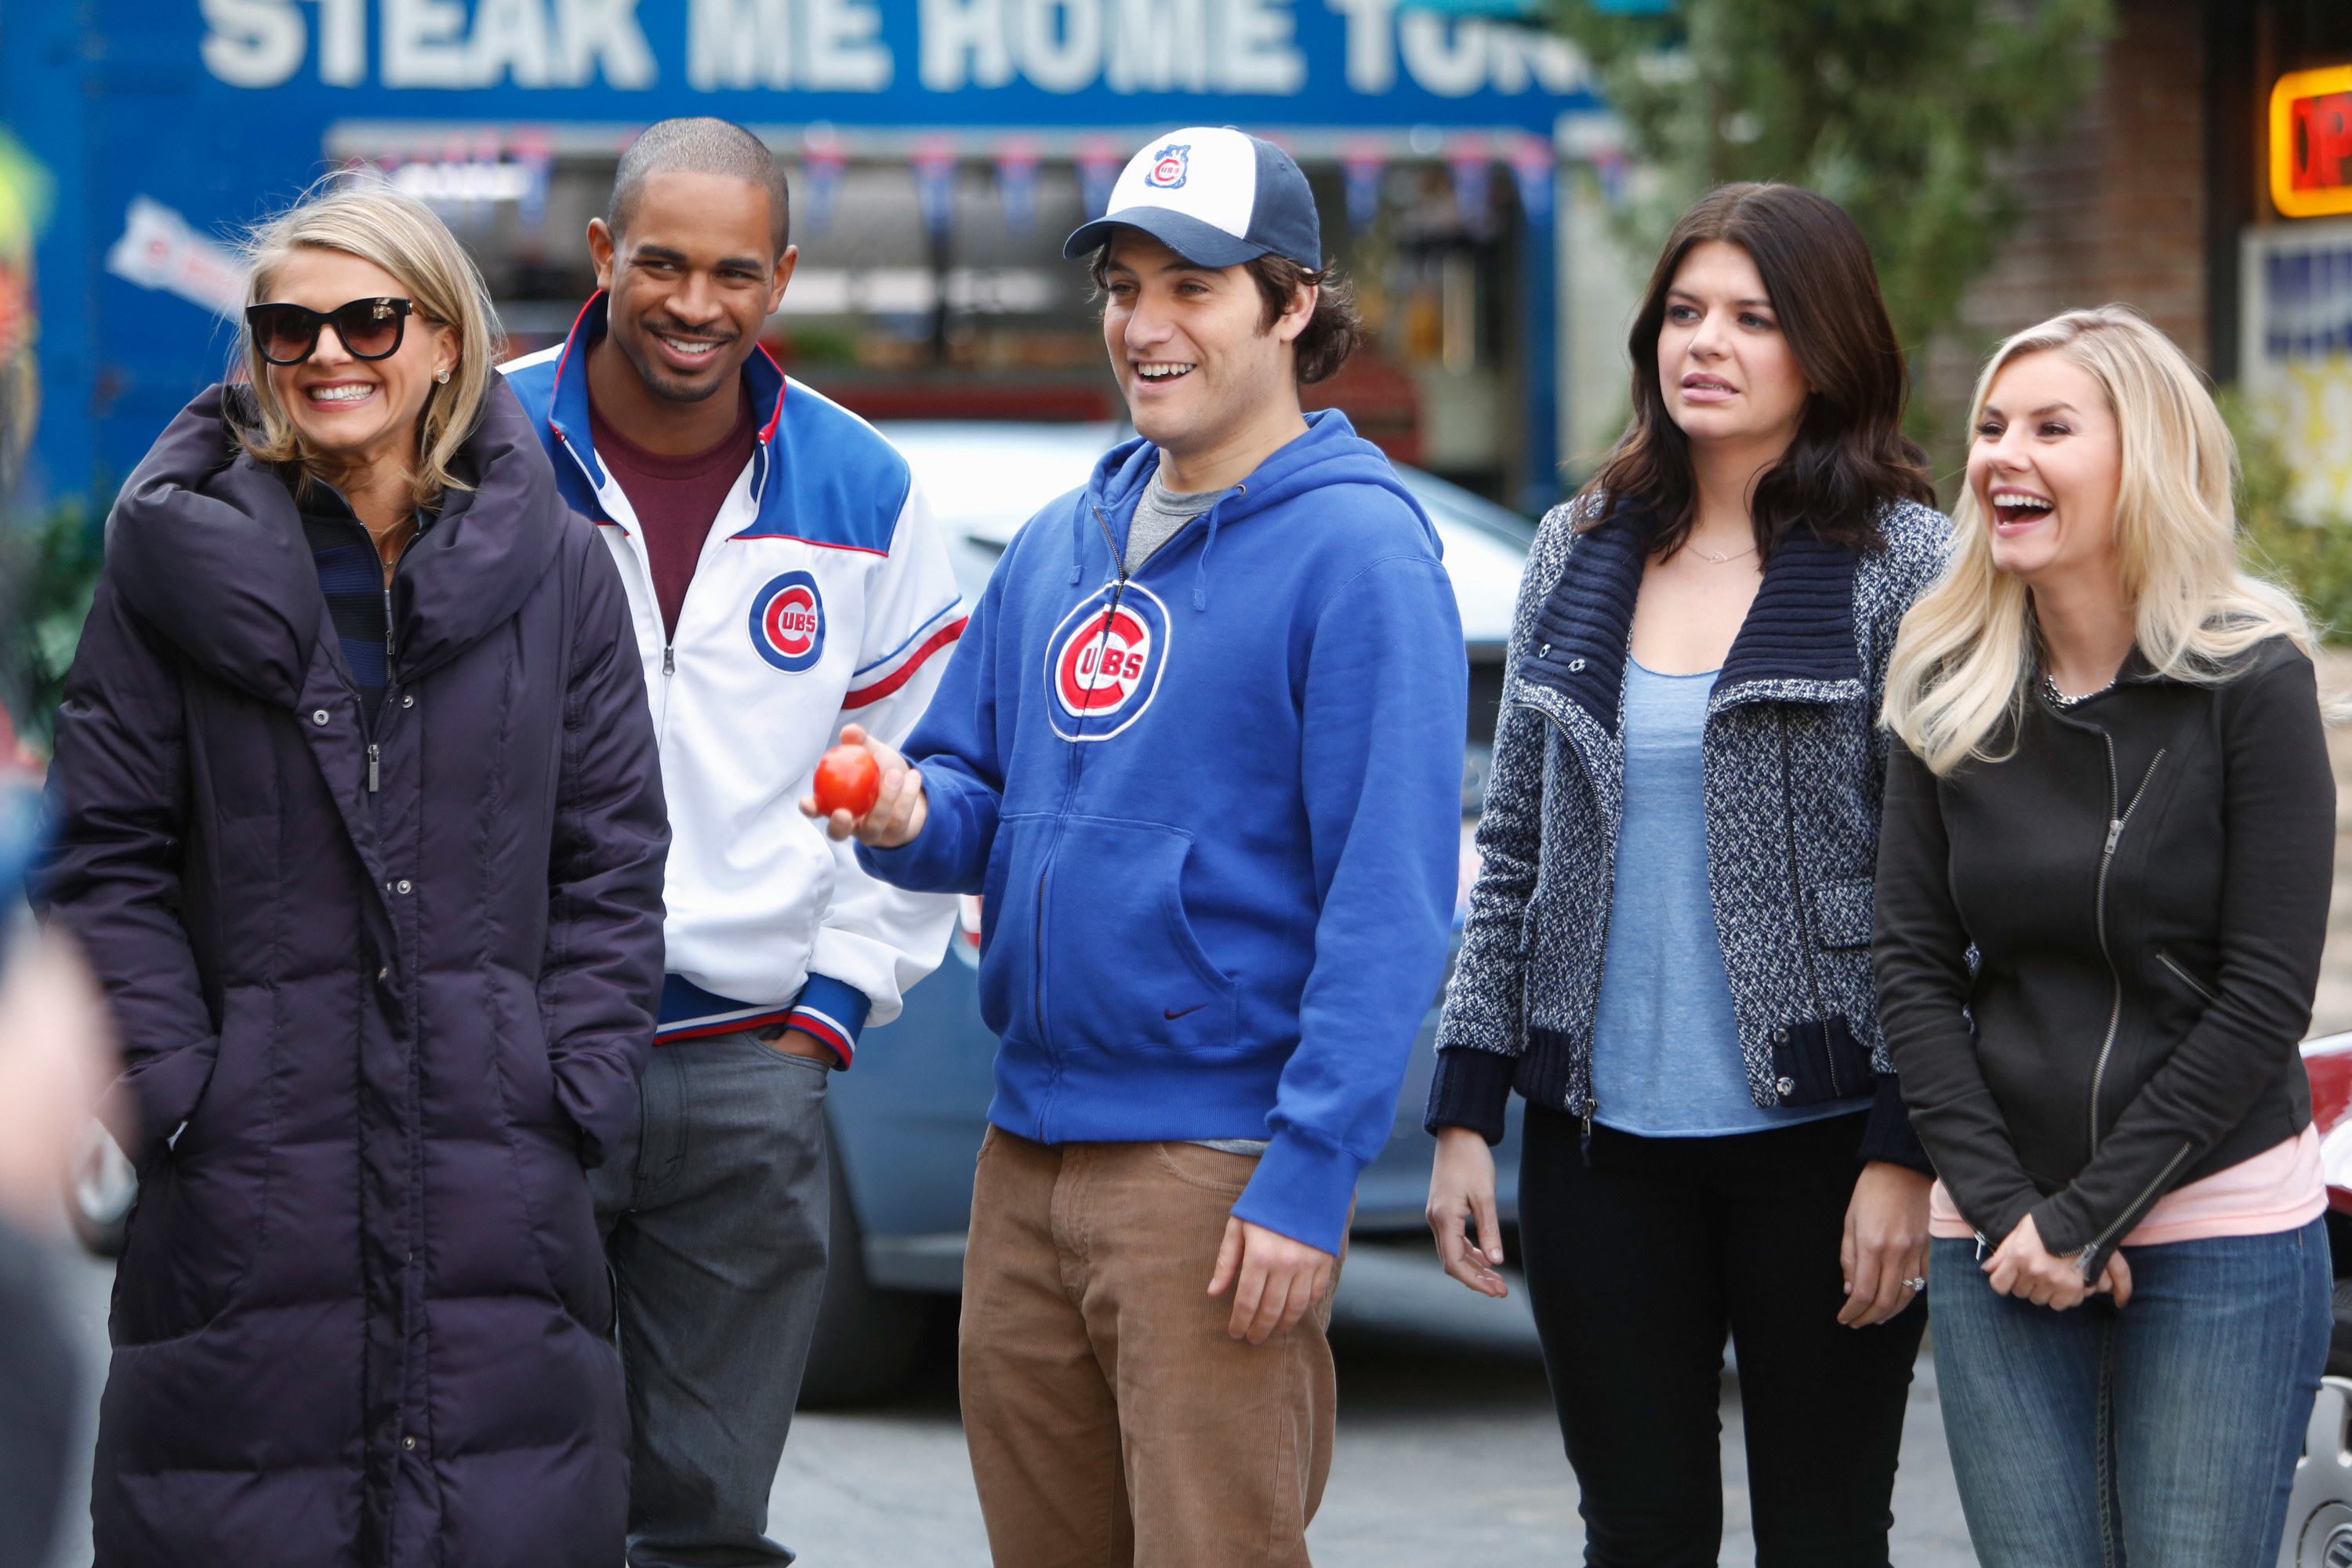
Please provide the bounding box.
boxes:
[37,1236,1979,1567]
[762,1241,1976,1567]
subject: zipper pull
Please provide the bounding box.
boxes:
[2103,818,2124,854]
[1975,1231,1991,1261]
[662,645,675,677]
[367,743,379,793]
[1579,1110,1595,1167]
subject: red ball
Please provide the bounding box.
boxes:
[813,743,882,819]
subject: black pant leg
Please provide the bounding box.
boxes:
[1715,1113,1924,1568]
[1519,1109,1732,1568]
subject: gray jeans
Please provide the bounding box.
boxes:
[592,1029,831,1568]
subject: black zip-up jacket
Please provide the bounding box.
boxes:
[1874,637,2334,1279]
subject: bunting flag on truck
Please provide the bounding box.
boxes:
[801,126,848,236]
[993,138,1040,234]
[912,136,959,242]
[1508,134,1553,226]
[1342,140,1386,233]
[1076,138,1124,221]
[1446,135,1493,237]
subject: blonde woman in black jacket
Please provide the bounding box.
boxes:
[1875,305,2335,1567]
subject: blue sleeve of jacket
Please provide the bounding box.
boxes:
[1231,553,1468,1255]
[856,554,1008,896]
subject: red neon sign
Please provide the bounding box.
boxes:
[2274,65,2352,219]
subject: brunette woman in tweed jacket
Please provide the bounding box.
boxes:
[1424,184,1949,1566]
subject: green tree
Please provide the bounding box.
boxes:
[1557,0,2113,368]
[2227,388,2352,644]
[2,499,103,751]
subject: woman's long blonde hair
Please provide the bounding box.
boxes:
[1881,306,2312,775]
[236,180,498,512]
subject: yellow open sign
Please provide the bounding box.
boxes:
[2274,64,2352,220]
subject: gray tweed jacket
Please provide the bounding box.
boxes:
[1426,495,1950,1164]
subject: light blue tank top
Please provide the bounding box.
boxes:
[1589,659,1871,1138]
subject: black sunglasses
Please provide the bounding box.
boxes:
[245,296,416,366]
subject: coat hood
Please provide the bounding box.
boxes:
[104,379,569,706]
[1073,408,1440,609]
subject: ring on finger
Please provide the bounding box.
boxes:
[1901,1276,1927,1291]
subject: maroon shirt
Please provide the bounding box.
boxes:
[588,389,759,644]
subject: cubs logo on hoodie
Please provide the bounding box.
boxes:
[1047,581,1170,739]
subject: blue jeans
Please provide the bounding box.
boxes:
[1929,1218,2332,1568]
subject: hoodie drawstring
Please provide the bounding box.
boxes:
[1192,483,1243,613]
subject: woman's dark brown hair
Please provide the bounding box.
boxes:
[1585,183,1933,556]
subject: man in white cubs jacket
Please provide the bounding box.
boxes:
[502,119,962,1568]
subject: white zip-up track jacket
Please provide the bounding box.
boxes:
[503,296,964,1061]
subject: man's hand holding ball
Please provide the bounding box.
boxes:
[800,724,927,848]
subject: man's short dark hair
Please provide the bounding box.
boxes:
[1240,255,1362,386]
[1089,245,1364,387]
[610,117,790,259]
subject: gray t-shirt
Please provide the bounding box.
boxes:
[1125,471,1264,1156]
[1124,472,1225,574]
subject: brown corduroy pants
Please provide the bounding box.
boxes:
[957,1127,1341,1568]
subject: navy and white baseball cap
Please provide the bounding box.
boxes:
[1063,128,1322,270]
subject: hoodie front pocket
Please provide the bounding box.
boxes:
[975,814,1056,1044]
[1041,817,1239,1058]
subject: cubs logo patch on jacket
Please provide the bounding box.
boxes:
[503,295,964,1061]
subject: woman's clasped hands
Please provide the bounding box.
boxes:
[1982,1212,2132,1310]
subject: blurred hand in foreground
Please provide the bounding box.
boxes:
[0,928,113,1231]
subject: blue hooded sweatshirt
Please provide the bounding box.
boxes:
[858,410,1466,1254]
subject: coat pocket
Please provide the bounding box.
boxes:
[1038,816,1239,1058]
[495,1012,614,1335]
[1803,877,1875,950]
[114,992,272,1347]
[2154,947,2220,1007]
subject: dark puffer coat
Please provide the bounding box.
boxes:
[39,381,666,1568]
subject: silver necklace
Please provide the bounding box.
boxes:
[2040,670,2117,710]
[1685,539,1758,564]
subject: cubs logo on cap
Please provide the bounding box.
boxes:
[1045,582,1171,740]
[1145,143,1189,190]
[1064,126,1320,271]
[750,571,826,673]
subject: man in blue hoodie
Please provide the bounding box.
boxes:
[815,127,1465,1564]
